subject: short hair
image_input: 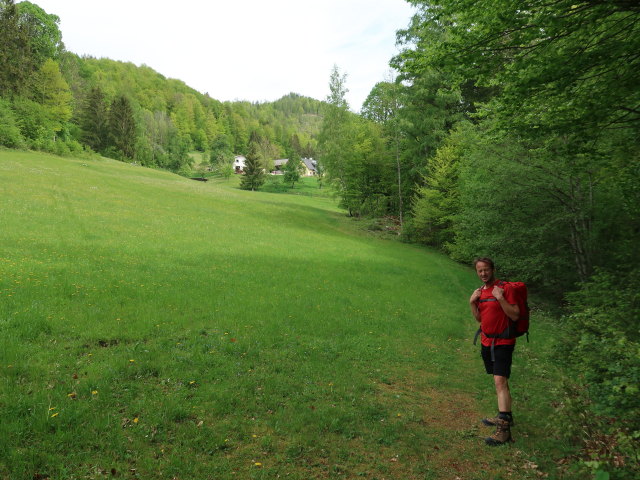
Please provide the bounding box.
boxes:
[473,257,495,269]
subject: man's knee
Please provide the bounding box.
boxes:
[494,375,509,390]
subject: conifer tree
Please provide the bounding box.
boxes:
[81,86,109,152]
[239,144,265,191]
[108,95,136,159]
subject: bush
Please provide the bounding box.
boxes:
[0,98,26,148]
[558,269,640,478]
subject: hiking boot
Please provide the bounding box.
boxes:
[485,418,514,446]
[482,414,514,427]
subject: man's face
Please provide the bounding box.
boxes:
[475,262,495,284]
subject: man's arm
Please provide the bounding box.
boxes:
[469,288,482,322]
[492,286,519,321]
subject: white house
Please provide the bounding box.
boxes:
[270,158,318,176]
[301,158,317,176]
[233,155,246,173]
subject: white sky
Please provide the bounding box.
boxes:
[33,0,415,111]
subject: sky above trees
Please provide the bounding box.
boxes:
[32,0,415,110]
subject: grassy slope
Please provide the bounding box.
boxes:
[0,151,566,479]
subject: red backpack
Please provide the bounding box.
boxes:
[474,280,530,345]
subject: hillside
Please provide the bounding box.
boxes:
[0,151,563,479]
[1,0,325,171]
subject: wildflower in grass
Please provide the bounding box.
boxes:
[133,417,139,424]
[92,390,98,395]
[129,359,135,363]
[67,392,77,399]
[254,462,262,467]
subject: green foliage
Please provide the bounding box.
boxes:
[209,133,234,166]
[0,1,324,172]
[559,269,640,478]
[318,67,394,217]
[239,147,265,191]
[80,86,109,152]
[282,153,302,188]
[0,0,35,96]
[11,95,56,146]
[362,79,405,225]
[216,161,234,181]
[450,125,579,291]
[29,58,72,132]
[409,139,460,248]
[391,4,640,477]
[0,97,25,148]
[15,1,64,63]
[108,95,136,160]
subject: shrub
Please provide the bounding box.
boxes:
[0,98,26,148]
[558,269,640,478]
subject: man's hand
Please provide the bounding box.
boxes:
[493,286,519,321]
[470,287,482,304]
[492,285,505,300]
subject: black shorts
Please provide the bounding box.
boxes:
[481,344,515,378]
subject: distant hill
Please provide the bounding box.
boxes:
[0,0,324,172]
[62,54,323,167]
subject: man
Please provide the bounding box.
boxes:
[469,257,520,446]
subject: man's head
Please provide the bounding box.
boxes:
[474,257,495,285]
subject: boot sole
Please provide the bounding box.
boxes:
[485,437,515,446]
[481,418,514,427]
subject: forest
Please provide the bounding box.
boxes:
[1,0,639,477]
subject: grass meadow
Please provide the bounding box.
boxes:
[0,151,567,479]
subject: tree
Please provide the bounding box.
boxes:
[319,66,394,217]
[30,58,72,134]
[239,144,265,191]
[362,78,405,228]
[108,95,137,159]
[217,161,234,181]
[318,65,353,197]
[249,129,279,173]
[209,133,234,166]
[0,97,25,147]
[410,140,460,248]
[395,0,640,283]
[283,152,303,188]
[0,0,34,96]
[16,1,64,64]
[80,87,109,152]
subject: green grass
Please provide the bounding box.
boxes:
[0,151,570,479]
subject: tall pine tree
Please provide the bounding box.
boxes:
[239,143,265,191]
[108,95,136,159]
[81,86,109,152]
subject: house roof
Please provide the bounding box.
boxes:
[302,158,317,172]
